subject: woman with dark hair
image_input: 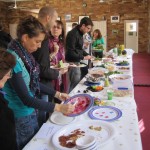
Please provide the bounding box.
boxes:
[92,29,105,58]
[3,16,74,149]
[0,49,17,150]
[92,29,104,47]
[49,20,68,93]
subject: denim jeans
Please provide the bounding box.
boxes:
[69,66,81,92]
[15,111,39,150]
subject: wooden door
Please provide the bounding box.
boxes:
[124,20,138,53]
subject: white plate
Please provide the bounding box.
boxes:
[70,64,87,68]
[109,74,132,82]
[88,67,108,74]
[52,120,117,150]
[49,111,75,125]
[50,63,69,69]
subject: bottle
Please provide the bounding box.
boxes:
[104,76,110,87]
[113,47,118,57]
[117,46,122,56]
[120,44,125,51]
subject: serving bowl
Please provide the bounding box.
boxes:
[109,74,132,83]
[76,135,96,149]
[102,58,112,63]
[105,64,116,72]
[86,74,102,83]
[88,67,106,75]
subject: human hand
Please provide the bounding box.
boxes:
[84,55,92,60]
[54,104,75,115]
[84,42,90,49]
[53,42,59,53]
[55,92,70,101]
[59,92,70,101]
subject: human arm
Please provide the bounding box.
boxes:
[99,37,105,45]
[39,82,70,101]
[9,72,55,112]
[84,55,92,60]
[54,103,74,115]
[9,72,73,114]
[49,42,59,61]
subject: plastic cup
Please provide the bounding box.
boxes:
[107,90,113,100]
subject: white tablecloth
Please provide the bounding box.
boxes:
[23,55,142,150]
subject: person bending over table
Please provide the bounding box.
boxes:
[3,16,74,150]
[33,6,68,97]
[65,17,93,92]
[32,6,68,127]
[0,49,17,150]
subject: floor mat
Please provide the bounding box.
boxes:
[134,76,150,86]
[133,53,150,86]
[134,86,150,150]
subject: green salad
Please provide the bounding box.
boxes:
[93,45,104,50]
[105,71,123,76]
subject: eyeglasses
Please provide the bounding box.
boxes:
[53,26,62,29]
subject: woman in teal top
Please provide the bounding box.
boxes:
[92,29,104,58]
[92,29,105,47]
[3,16,74,150]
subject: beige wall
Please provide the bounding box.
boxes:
[0,0,149,52]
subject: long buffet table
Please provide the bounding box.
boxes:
[23,53,142,150]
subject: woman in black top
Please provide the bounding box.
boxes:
[0,48,17,150]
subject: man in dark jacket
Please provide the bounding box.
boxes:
[65,17,93,92]
[32,6,67,126]
[33,6,67,93]
[0,48,17,150]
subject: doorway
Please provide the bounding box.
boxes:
[66,22,78,35]
[124,20,138,53]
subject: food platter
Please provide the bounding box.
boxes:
[49,111,75,125]
[50,63,69,69]
[52,120,117,150]
[109,74,131,82]
[84,81,101,86]
[69,64,87,68]
[87,86,104,92]
[88,106,122,121]
[113,89,132,97]
[116,66,130,72]
[86,74,101,84]
[116,61,129,66]
[64,94,94,117]
[92,49,103,52]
